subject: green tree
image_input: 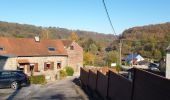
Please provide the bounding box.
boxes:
[153,49,162,60]
[104,51,119,67]
[89,43,98,54]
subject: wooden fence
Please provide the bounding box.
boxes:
[80,67,170,100]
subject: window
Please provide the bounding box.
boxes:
[30,63,39,72]
[0,47,4,51]
[44,62,54,71]
[48,47,56,51]
[57,61,62,69]
[1,72,12,77]
[70,46,74,50]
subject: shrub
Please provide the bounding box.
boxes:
[65,66,74,76]
[29,75,46,84]
[60,70,67,79]
[115,64,123,72]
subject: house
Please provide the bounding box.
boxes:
[0,37,83,80]
[62,40,83,72]
[166,45,170,79]
[126,54,144,65]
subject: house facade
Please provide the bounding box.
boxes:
[166,46,170,79]
[62,40,83,72]
[0,37,83,80]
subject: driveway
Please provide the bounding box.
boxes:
[0,76,88,100]
[0,88,15,100]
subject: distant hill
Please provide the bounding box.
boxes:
[0,21,114,42]
[122,22,170,42]
[119,22,170,60]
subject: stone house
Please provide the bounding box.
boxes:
[0,37,83,80]
[62,40,83,72]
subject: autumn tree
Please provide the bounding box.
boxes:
[69,32,79,42]
[83,52,95,66]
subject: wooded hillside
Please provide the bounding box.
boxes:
[1,21,170,66]
[120,22,170,60]
[0,21,114,42]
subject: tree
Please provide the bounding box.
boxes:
[153,49,162,60]
[83,52,95,65]
[89,43,98,54]
[104,51,119,67]
[69,32,79,42]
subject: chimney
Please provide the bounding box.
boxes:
[35,36,40,42]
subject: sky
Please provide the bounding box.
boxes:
[0,0,170,34]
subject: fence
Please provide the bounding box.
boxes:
[80,68,89,87]
[96,71,108,99]
[80,67,170,100]
[88,70,97,91]
[107,71,132,100]
[132,68,170,100]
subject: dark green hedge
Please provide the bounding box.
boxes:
[65,66,74,76]
[29,75,46,84]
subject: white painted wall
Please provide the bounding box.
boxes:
[166,52,170,79]
[0,57,17,70]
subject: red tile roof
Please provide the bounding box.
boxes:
[62,40,72,48]
[0,37,67,56]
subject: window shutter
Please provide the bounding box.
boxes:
[34,63,38,72]
[44,62,47,71]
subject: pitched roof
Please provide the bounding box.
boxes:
[0,37,67,56]
[126,54,144,61]
[62,40,72,48]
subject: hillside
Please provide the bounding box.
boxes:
[0,21,114,41]
[120,22,170,60]
[122,22,170,41]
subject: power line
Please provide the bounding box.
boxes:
[102,0,116,36]
[102,0,121,66]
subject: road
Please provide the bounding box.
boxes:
[0,76,88,100]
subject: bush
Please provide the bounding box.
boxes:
[29,75,46,84]
[65,66,74,76]
[60,70,67,79]
[115,64,123,72]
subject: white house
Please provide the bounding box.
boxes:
[166,45,170,79]
[126,54,144,64]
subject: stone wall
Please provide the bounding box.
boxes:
[0,56,68,81]
[18,56,68,72]
[66,42,83,72]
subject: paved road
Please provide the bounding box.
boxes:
[0,76,88,100]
